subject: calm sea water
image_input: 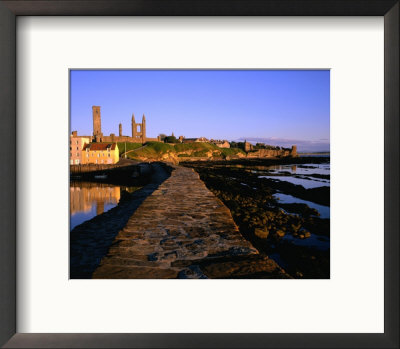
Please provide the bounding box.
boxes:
[299,154,330,157]
[274,193,330,219]
[70,182,139,230]
[256,162,330,218]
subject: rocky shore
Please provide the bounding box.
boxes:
[182,158,330,278]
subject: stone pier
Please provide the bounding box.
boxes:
[93,165,288,279]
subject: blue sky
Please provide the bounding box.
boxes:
[70,70,330,152]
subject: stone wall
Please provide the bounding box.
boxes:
[70,162,133,174]
[101,135,136,143]
[246,148,292,158]
[82,135,161,144]
[146,137,159,142]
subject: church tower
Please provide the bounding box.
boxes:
[142,114,146,144]
[92,106,103,142]
[130,112,146,144]
[131,113,136,139]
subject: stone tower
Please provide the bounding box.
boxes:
[291,145,298,157]
[142,114,146,144]
[119,123,122,137]
[244,140,253,152]
[131,113,136,139]
[131,113,146,144]
[92,106,103,142]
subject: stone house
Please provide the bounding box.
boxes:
[82,143,119,164]
[70,131,90,165]
[182,137,209,143]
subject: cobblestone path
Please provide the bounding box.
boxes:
[93,165,289,279]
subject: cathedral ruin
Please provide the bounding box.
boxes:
[91,106,159,144]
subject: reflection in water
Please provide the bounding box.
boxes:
[259,175,330,189]
[274,193,330,218]
[261,163,330,175]
[70,182,137,230]
[70,182,120,215]
[212,162,330,176]
[254,163,330,189]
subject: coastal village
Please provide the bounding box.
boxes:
[70,106,329,280]
[70,106,297,165]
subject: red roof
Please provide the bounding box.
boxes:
[83,143,117,151]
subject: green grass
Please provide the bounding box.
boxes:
[220,147,246,157]
[126,152,140,159]
[127,142,175,159]
[192,150,209,157]
[117,142,143,156]
[123,141,245,160]
[174,142,219,153]
[146,142,175,152]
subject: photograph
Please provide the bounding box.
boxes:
[69,69,330,279]
[1,1,398,346]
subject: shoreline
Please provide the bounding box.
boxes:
[182,157,330,278]
[70,157,330,278]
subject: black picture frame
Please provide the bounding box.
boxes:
[0,1,398,348]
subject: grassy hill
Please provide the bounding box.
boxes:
[124,141,245,161]
[117,142,143,157]
[127,142,174,158]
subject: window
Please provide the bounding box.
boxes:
[70,147,72,150]
[76,147,79,150]
[75,159,80,164]
[97,153,100,157]
[108,154,110,157]
[86,154,89,158]
[70,153,72,157]
[76,153,79,157]
[76,140,78,144]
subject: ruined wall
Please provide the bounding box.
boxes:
[102,135,136,143]
[246,149,294,158]
[88,106,159,144]
[101,135,159,143]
